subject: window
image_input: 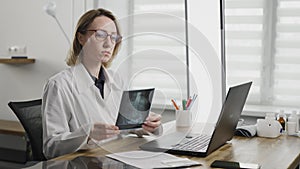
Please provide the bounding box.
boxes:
[129,0,187,109]
[225,0,300,115]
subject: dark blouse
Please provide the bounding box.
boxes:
[91,66,106,98]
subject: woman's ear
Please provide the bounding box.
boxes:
[77,32,86,46]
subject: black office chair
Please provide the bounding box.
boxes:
[8,99,46,161]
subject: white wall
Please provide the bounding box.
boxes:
[0,0,78,120]
[187,0,223,123]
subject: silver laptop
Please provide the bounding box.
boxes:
[140,82,252,157]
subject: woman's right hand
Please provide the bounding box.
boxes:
[89,123,120,141]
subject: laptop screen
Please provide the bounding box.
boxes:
[207,82,252,154]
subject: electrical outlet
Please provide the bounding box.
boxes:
[8,45,27,56]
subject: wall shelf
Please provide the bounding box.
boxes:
[0,58,35,64]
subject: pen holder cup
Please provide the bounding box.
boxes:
[176,110,192,127]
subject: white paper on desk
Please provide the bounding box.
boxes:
[106,150,201,168]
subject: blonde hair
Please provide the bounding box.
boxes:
[66,8,122,67]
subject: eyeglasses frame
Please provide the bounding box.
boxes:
[85,29,122,44]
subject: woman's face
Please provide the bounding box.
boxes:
[78,16,118,64]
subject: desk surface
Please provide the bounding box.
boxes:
[0,119,25,136]
[54,122,300,169]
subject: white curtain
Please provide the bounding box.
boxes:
[225,0,300,114]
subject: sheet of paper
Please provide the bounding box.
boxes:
[106,150,201,168]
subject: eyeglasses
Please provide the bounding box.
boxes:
[86,29,122,43]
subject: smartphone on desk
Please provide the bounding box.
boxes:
[211,160,261,169]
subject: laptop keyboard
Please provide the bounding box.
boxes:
[171,134,211,152]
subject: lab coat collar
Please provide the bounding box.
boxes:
[100,65,123,97]
[72,63,120,94]
[72,63,94,94]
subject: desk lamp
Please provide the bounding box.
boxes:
[44,1,71,45]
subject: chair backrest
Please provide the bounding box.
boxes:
[8,99,46,161]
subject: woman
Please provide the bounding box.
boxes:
[42,8,162,159]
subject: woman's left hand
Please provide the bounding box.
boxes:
[142,112,162,133]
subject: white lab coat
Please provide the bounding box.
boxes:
[42,63,124,159]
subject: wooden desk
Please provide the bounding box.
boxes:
[0,119,25,136]
[54,122,300,169]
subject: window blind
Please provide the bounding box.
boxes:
[273,0,300,107]
[225,0,300,113]
[130,0,186,109]
[225,0,264,105]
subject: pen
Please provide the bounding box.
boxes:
[182,99,187,110]
[187,94,198,110]
[171,99,180,110]
[192,94,198,100]
[185,98,192,108]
